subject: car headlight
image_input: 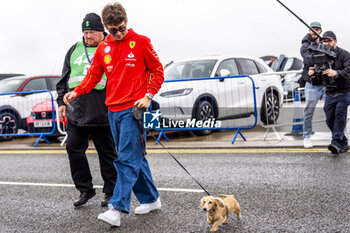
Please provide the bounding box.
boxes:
[159,88,193,98]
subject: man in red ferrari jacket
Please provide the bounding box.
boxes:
[63,2,164,226]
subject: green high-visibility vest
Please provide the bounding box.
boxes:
[68,41,107,90]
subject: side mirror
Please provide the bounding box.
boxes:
[219,69,230,77]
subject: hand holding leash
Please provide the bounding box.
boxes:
[134,95,152,109]
[132,95,152,120]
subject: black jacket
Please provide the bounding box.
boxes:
[56,37,109,127]
[300,34,318,84]
[325,46,350,95]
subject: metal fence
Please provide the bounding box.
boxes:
[0,90,62,146]
[0,71,329,146]
[257,70,327,141]
[149,75,258,143]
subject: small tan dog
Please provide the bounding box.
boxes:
[200,194,241,232]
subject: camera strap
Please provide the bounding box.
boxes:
[147,131,211,196]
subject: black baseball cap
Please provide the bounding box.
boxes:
[322,31,337,40]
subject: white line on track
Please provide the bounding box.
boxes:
[0,148,329,154]
[0,181,204,193]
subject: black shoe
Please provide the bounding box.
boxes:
[74,189,96,207]
[340,145,349,153]
[101,194,112,207]
[328,144,340,155]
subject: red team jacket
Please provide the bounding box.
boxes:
[74,29,164,112]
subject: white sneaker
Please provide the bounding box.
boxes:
[98,205,121,226]
[135,198,161,214]
[303,138,313,148]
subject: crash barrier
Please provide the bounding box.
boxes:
[0,90,58,146]
[30,100,67,147]
[147,75,258,143]
[257,71,327,141]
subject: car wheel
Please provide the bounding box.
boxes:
[0,112,19,141]
[193,99,214,136]
[261,92,280,124]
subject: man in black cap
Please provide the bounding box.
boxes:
[309,31,350,154]
[299,21,325,149]
[56,13,117,207]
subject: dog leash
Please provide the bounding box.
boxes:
[147,131,211,196]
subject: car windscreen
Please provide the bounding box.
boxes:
[164,60,217,80]
[0,78,25,94]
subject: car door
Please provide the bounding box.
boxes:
[235,58,260,113]
[215,58,244,119]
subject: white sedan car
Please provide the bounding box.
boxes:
[153,55,283,135]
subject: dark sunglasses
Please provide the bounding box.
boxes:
[108,25,127,35]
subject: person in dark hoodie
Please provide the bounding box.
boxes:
[56,13,117,207]
[309,31,350,154]
[299,21,325,148]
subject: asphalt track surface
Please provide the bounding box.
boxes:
[0,149,349,233]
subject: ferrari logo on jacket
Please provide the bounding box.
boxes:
[129,41,136,49]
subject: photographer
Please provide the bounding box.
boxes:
[309,31,350,154]
[299,22,325,148]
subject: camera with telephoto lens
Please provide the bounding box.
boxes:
[131,105,144,121]
[308,42,337,87]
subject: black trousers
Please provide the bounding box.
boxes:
[324,92,350,147]
[66,121,117,194]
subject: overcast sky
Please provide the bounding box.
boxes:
[0,0,349,75]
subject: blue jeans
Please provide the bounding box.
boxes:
[324,92,350,148]
[107,108,159,213]
[303,82,325,138]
